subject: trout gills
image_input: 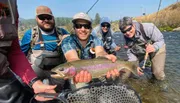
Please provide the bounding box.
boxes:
[50,57,138,79]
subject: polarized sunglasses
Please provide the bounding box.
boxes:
[121,26,132,34]
[38,14,53,21]
[74,24,91,29]
[101,23,110,28]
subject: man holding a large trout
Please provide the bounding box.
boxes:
[60,12,141,84]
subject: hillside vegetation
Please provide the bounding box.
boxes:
[18,2,180,38]
[111,2,180,32]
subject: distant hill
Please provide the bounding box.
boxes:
[18,17,72,39]
[111,2,180,32]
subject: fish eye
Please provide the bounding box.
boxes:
[59,68,64,71]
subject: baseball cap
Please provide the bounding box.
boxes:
[36,5,53,16]
[72,12,92,24]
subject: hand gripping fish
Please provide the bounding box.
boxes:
[50,57,138,79]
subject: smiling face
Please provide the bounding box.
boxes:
[74,19,92,42]
[122,24,136,38]
[36,14,55,32]
[101,22,110,33]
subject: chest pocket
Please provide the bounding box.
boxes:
[129,39,146,60]
[30,50,63,70]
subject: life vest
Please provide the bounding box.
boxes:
[125,23,155,61]
[0,0,18,47]
[28,26,66,70]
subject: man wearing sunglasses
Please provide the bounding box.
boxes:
[92,17,120,55]
[61,12,119,85]
[20,6,70,95]
[0,1,58,103]
[119,17,166,89]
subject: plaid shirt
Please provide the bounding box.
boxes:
[61,34,103,59]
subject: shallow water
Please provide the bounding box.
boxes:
[113,32,180,103]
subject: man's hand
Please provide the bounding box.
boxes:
[137,67,144,76]
[106,69,120,79]
[104,54,117,62]
[146,44,156,53]
[114,46,121,51]
[32,80,57,101]
[74,70,92,84]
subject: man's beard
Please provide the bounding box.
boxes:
[37,22,55,32]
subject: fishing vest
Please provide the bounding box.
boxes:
[72,35,96,59]
[125,23,155,61]
[28,26,66,70]
[0,0,18,75]
[96,29,114,54]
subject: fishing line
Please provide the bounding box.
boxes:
[86,0,100,14]
[70,0,100,33]
[142,0,162,69]
[151,0,162,35]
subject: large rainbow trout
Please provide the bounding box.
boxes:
[50,57,138,79]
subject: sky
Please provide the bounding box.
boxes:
[17,0,178,21]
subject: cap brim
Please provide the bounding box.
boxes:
[72,18,91,24]
[36,13,53,16]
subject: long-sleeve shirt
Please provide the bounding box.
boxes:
[127,23,165,61]
[8,38,36,84]
[92,25,117,49]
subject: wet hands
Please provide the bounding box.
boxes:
[137,67,144,76]
[104,54,117,62]
[32,80,57,101]
[146,44,156,53]
[74,70,92,83]
[114,46,121,51]
[106,68,120,79]
[74,69,120,84]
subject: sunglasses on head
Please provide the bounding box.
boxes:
[121,26,132,33]
[74,24,91,29]
[38,14,53,21]
[101,23,110,28]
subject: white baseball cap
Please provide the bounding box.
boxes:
[72,12,92,24]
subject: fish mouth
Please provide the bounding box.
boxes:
[50,71,65,79]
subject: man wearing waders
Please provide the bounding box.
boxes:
[119,16,167,91]
[0,1,57,102]
[20,6,70,93]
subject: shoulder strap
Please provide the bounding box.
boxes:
[30,26,39,48]
[55,26,64,46]
[139,23,150,43]
[55,26,63,39]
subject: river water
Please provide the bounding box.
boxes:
[113,32,180,103]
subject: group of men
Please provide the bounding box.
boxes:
[0,1,166,102]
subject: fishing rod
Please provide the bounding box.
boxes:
[86,0,100,14]
[69,0,100,33]
[142,0,162,69]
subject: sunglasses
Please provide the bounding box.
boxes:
[101,23,110,28]
[38,14,53,21]
[121,26,132,33]
[74,24,91,29]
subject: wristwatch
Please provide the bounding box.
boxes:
[29,77,40,88]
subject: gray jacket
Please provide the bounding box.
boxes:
[92,25,117,49]
[127,22,165,61]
